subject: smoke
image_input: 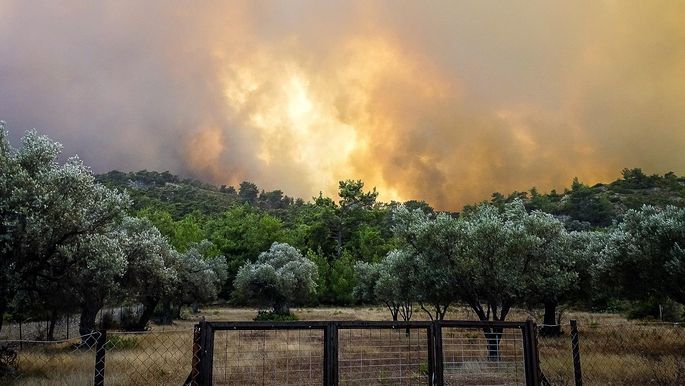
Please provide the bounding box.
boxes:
[1,1,684,209]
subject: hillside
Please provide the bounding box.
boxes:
[97,168,685,227]
[96,170,240,217]
[486,168,685,229]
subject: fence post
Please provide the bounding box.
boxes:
[522,320,541,386]
[428,320,443,386]
[198,320,214,386]
[93,330,107,386]
[324,322,338,386]
[433,321,444,386]
[570,320,583,386]
[186,324,202,386]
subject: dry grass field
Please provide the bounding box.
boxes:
[1,307,684,385]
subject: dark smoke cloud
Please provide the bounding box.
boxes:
[1,1,684,209]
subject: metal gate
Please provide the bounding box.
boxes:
[188,320,540,386]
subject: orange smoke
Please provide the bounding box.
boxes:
[2,1,684,210]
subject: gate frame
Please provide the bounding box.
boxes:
[192,319,540,386]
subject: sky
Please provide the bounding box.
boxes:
[1,1,684,210]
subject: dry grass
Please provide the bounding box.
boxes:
[2,307,684,385]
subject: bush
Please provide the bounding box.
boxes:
[253,310,298,321]
[625,299,684,322]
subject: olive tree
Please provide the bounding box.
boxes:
[118,217,180,330]
[375,250,415,321]
[392,201,577,358]
[61,232,127,340]
[234,242,318,315]
[600,205,685,306]
[176,240,228,314]
[0,123,129,332]
[392,207,458,320]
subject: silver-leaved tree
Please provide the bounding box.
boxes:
[234,242,318,316]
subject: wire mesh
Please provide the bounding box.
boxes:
[441,326,526,386]
[212,328,324,385]
[102,330,197,386]
[537,322,685,386]
[337,327,430,385]
[575,323,685,386]
[536,325,574,386]
[0,332,98,385]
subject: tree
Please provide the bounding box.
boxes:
[176,240,228,314]
[518,212,577,336]
[118,217,180,330]
[233,242,318,315]
[391,207,457,321]
[0,123,130,333]
[238,181,259,205]
[352,261,380,304]
[392,201,579,358]
[62,232,126,342]
[600,205,685,307]
[206,206,284,296]
[375,251,415,321]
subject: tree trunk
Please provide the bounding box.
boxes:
[132,297,159,331]
[540,301,561,337]
[191,302,199,314]
[273,302,290,315]
[158,300,173,325]
[0,296,7,334]
[483,327,504,361]
[47,311,58,341]
[385,302,399,321]
[79,301,102,346]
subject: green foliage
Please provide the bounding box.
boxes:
[328,252,356,305]
[623,298,684,322]
[234,242,318,314]
[206,206,285,295]
[599,205,685,307]
[238,181,259,205]
[253,310,299,321]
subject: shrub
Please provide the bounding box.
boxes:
[253,310,298,321]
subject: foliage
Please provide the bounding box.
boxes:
[233,242,318,314]
[205,205,285,295]
[599,205,685,307]
[0,123,130,332]
[253,310,299,321]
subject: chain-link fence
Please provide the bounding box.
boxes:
[0,329,198,385]
[538,321,685,386]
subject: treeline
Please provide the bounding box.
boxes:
[3,122,685,342]
[100,166,685,319]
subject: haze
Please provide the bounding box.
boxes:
[1,1,684,209]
